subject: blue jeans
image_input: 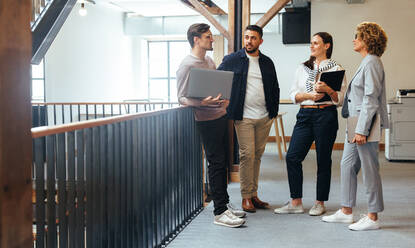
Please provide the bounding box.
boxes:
[286,106,338,201]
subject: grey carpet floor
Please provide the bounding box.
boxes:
[168,143,415,248]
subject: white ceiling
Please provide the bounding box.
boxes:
[95,0,285,17]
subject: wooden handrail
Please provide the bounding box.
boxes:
[31,100,294,105]
[31,101,179,105]
[280,99,293,104]
[31,106,186,138]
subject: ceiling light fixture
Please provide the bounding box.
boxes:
[79,3,88,16]
[78,0,95,17]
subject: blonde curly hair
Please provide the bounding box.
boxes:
[355,22,388,57]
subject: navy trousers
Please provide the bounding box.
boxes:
[286,106,338,201]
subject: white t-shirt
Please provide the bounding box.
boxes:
[243,53,268,119]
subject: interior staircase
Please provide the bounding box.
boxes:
[31,0,77,64]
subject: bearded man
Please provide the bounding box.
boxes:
[218,25,280,213]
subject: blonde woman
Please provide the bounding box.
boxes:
[322,22,388,231]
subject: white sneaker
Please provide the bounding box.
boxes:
[214,210,245,228]
[274,201,304,214]
[309,203,326,216]
[322,209,353,223]
[227,203,246,218]
[348,215,380,231]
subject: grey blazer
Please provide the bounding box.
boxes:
[342,54,388,136]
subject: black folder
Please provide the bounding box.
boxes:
[316,70,345,102]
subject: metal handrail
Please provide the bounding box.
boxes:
[32,106,203,247]
[31,106,184,138]
[31,101,181,127]
[31,0,54,28]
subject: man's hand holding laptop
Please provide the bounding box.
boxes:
[201,93,229,107]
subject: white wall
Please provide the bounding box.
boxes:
[259,33,307,138]
[312,0,415,96]
[43,0,415,143]
[268,0,415,142]
[130,36,148,100]
[309,0,415,142]
[45,3,135,102]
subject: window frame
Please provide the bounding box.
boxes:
[147,40,187,102]
[31,58,46,103]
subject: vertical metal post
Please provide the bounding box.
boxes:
[92,127,101,247]
[150,116,157,247]
[126,121,133,247]
[120,122,127,247]
[53,104,57,125]
[62,104,65,124]
[99,126,108,246]
[46,135,57,248]
[34,137,45,248]
[131,119,139,247]
[234,0,243,51]
[78,104,81,122]
[67,131,76,248]
[137,119,144,247]
[107,124,115,247]
[155,115,162,246]
[57,133,68,248]
[85,128,93,248]
[75,130,85,248]
[70,104,73,123]
[113,122,122,247]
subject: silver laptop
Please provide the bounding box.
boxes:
[186,68,234,100]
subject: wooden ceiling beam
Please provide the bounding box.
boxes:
[181,0,227,15]
[255,0,291,28]
[227,0,235,53]
[204,0,227,15]
[187,0,231,40]
[242,0,250,31]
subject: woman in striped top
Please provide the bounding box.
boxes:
[274,32,347,216]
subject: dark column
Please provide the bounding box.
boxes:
[234,0,243,51]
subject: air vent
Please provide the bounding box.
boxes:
[291,0,309,8]
[346,0,365,3]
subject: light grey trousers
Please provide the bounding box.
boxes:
[340,138,384,213]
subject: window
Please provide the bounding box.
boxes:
[31,59,45,102]
[147,40,189,102]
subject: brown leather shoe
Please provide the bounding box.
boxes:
[251,196,269,209]
[242,198,256,213]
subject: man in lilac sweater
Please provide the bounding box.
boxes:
[176,23,245,228]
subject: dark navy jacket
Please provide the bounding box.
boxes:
[218,48,280,120]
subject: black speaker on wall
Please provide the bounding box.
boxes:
[282,8,311,44]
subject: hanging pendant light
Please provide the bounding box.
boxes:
[79,2,88,16]
[78,0,95,16]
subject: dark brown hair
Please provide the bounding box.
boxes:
[245,25,263,38]
[187,23,210,48]
[303,32,333,69]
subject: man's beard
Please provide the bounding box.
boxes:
[246,47,258,54]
